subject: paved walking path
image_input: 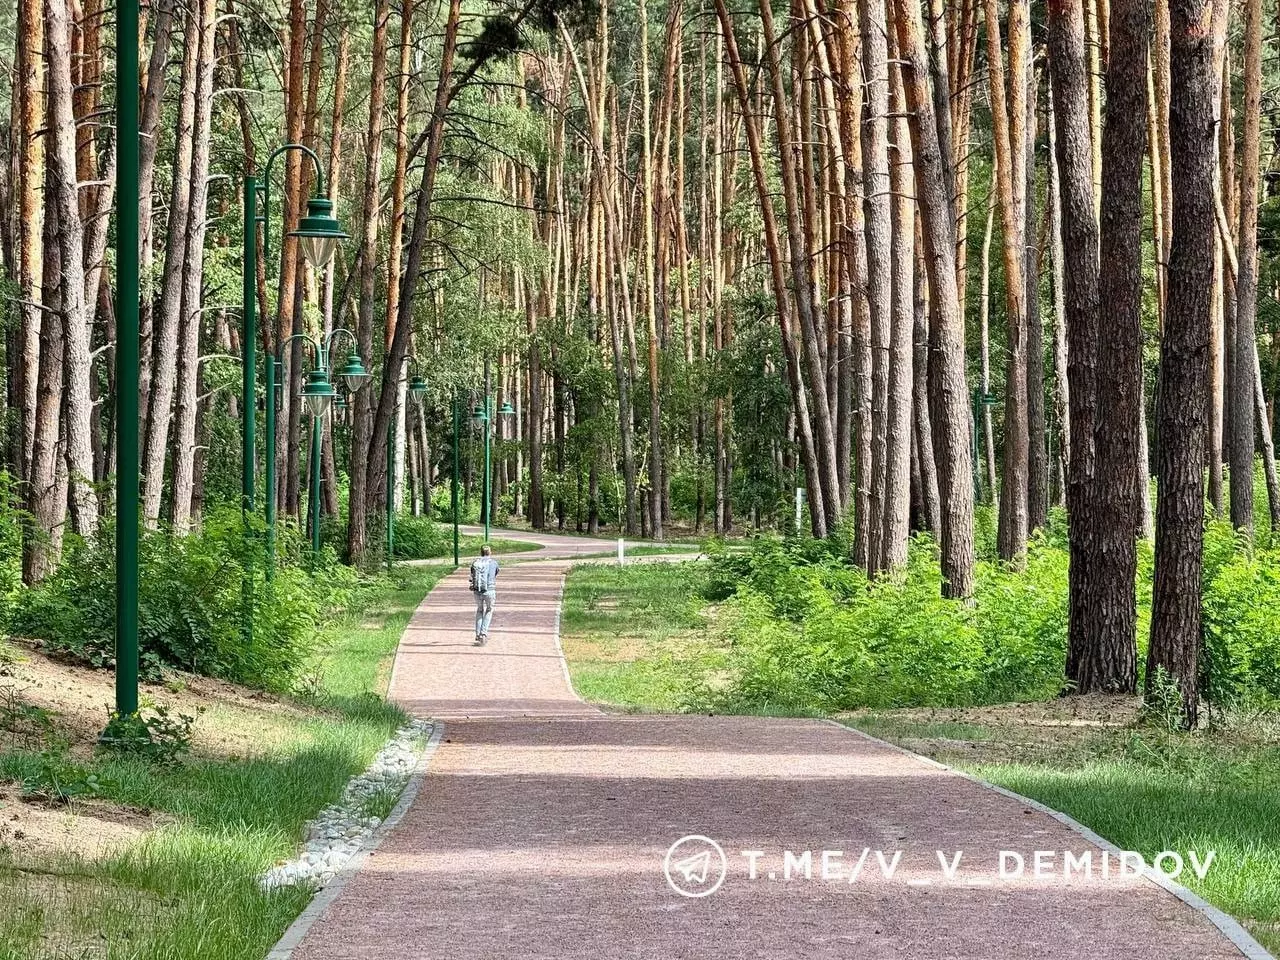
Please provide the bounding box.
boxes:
[282,530,1265,960]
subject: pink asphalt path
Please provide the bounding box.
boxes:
[285,530,1260,960]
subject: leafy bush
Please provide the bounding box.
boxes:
[697,517,1280,713]
[100,705,198,765]
[696,533,1069,712]
[391,514,452,559]
[9,509,360,690]
[1202,522,1280,704]
[0,471,22,627]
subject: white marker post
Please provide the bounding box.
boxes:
[795,487,805,531]
[618,538,625,566]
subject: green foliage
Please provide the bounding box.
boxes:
[100,705,198,766]
[697,519,1279,713]
[8,509,361,690]
[0,472,22,628]
[1201,521,1280,705]
[694,535,1069,712]
[15,740,103,803]
[390,513,452,558]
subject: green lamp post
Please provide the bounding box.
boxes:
[265,329,367,573]
[115,0,141,717]
[242,144,347,625]
[471,387,516,545]
[451,396,462,567]
[386,363,432,572]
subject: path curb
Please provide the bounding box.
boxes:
[828,719,1274,960]
[266,721,446,960]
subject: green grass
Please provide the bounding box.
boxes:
[308,565,450,703]
[561,561,719,711]
[846,712,1280,954]
[568,544,711,561]
[0,566,444,960]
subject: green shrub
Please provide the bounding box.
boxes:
[699,534,1070,712]
[699,516,1280,713]
[0,471,22,627]
[9,509,360,690]
[391,514,451,559]
[1202,523,1280,703]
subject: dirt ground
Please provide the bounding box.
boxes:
[1,638,316,757]
[0,640,321,864]
[0,784,163,861]
[839,694,1148,765]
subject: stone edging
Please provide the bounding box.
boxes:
[551,570,591,707]
[265,720,446,960]
[827,719,1273,960]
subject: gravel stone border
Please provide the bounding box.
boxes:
[261,718,434,891]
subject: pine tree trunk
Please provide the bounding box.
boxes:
[986,0,1030,563]
[25,165,65,582]
[142,14,197,525]
[15,0,44,483]
[979,169,998,502]
[346,0,391,562]
[912,214,943,541]
[1084,0,1150,693]
[1230,0,1261,535]
[280,0,308,518]
[1148,0,1215,726]
[1047,81,1071,508]
[893,0,976,597]
[757,0,841,534]
[46,0,98,534]
[715,0,827,537]
[1048,0,1104,687]
[1027,69,1049,533]
[170,0,217,533]
[881,38,915,572]
[858,0,892,564]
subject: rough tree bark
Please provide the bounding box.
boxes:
[46,0,99,534]
[1229,0,1261,535]
[893,0,977,598]
[1148,0,1215,726]
[1084,0,1150,693]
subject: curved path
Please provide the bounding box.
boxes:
[279,529,1267,960]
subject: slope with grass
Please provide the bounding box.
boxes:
[0,566,447,960]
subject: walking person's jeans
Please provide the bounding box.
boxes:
[474,590,495,638]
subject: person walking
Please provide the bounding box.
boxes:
[469,544,500,645]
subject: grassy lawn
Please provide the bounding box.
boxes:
[559,560,1280,953]
[397,534,538,561]
[0,565,446,960]
[567,543,712,561]
[560,561,717,711]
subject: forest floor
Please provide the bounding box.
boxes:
[0,565,447,960]
[273,529,1267,960]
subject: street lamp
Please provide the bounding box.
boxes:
[115,0,142,718]
[265,328,366,572]
[242,143,348,623]
[386,361,430,571]
[290,196,347,270]
[474,377,516,545]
